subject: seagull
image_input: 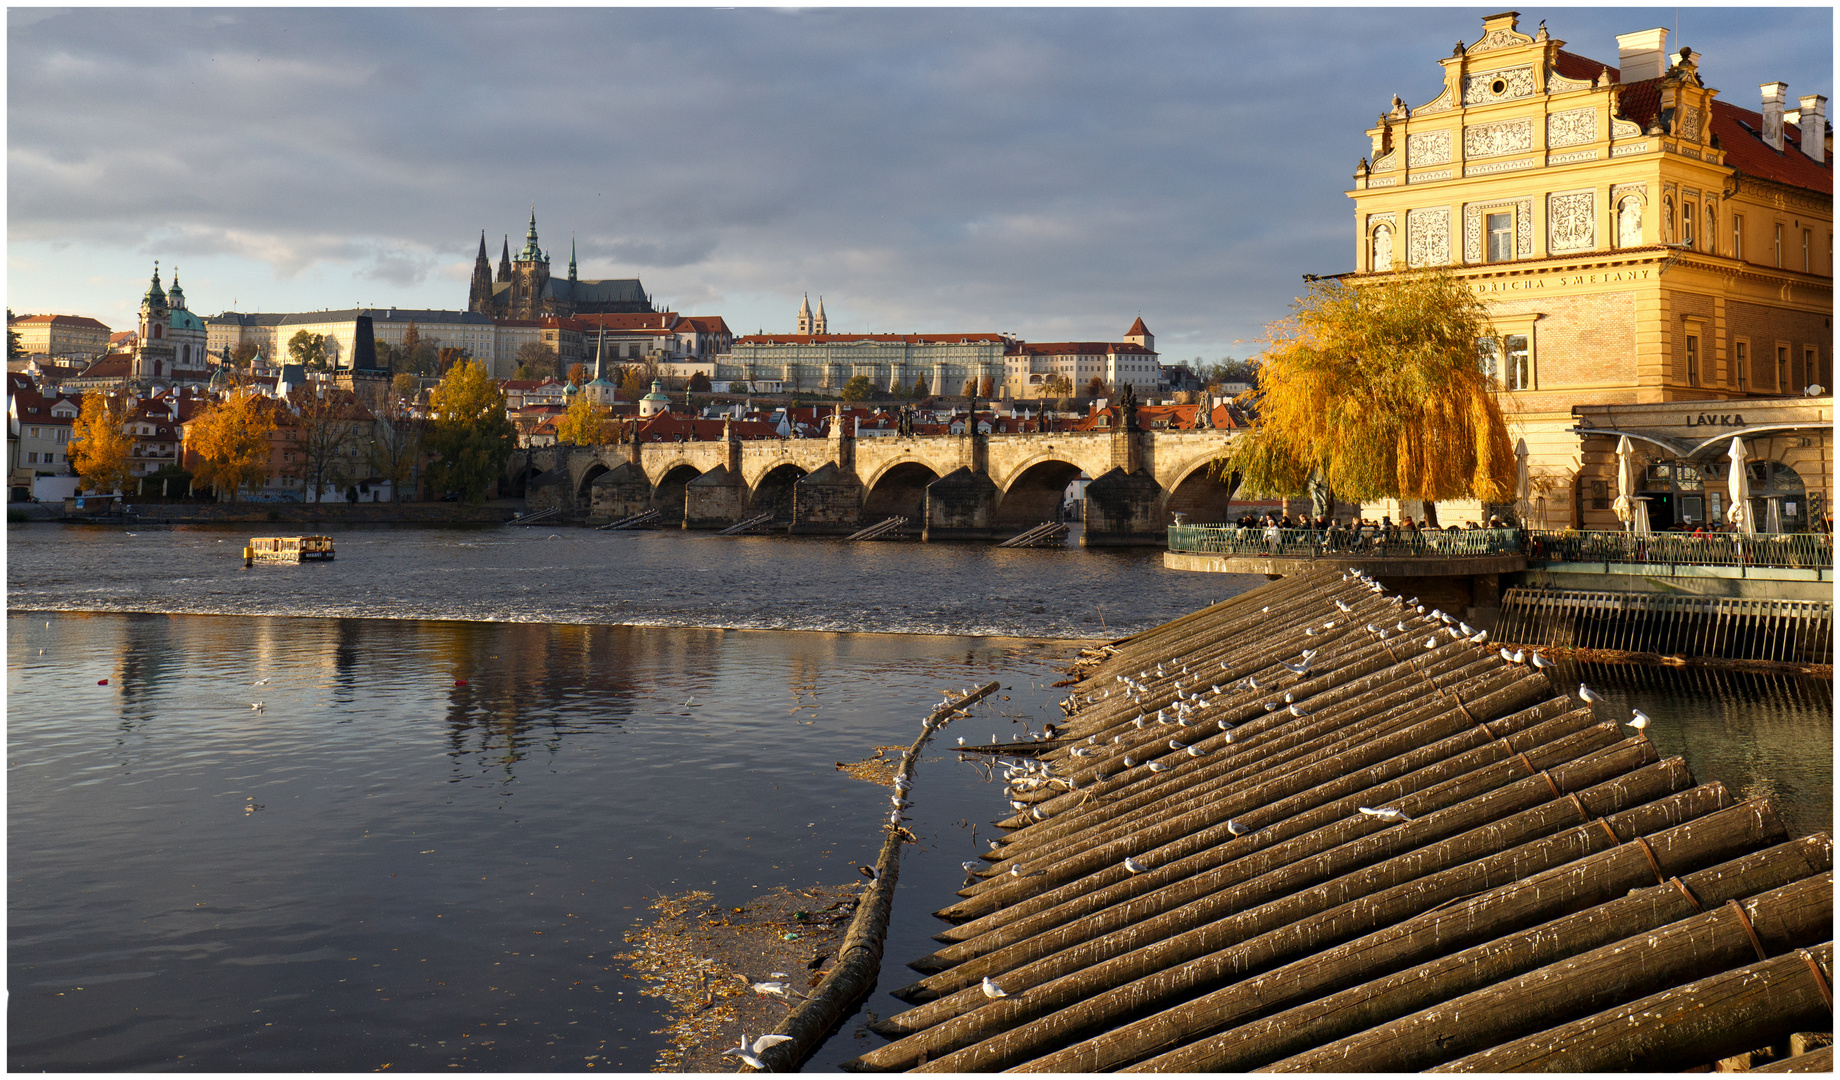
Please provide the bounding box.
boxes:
[1147,761,1168,773]
[251,678,269,687]
[1123,856,1150,874]
[1577,683,1607,705]
[1458,622,1475,636]
[1468,630,1489,644]
[1499,647,1516,663]
[1530,652,1550,670]
[1358,806,1409,821]
[981,976,1010,999]
[1284,692,1295,703]
[723,1033,795,1071]
[1217,719,1234,731]
[961,860,984,873]
[1169,738,1185,750]
[1010,863,1026,877]
[1628,709,1652,730]
[1246,676,1259,690]
[1510,649,1525,665]
[1424,638,1439,649]
[250,701,265,712]
[1227,819,1250,836]
[1186,744,1209,757]
[750,980,791,996]
[1265,702,1279,712]
[1124,756,1138,767]
[858,865,879,881]
[957,737,966,745]
[1288,704,1308,717]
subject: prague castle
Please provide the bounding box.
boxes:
[1349,11,1831,531]
[468,209,654,319]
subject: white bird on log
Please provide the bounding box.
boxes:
[1217,719,1234,731]
[1246,675,1260,690]
[750,980,791,996]
[1358,806,1409,821]
[1468,630,1489,644]
[981,976,1010,998]
[1628,709,1652,730]
[1031,807,1047,821]
[1147,761,1168,773]
[1123,855,1150,874]
[1283,691,1295,703]
[1458,622,1475,636]
[1281,660,1312,675]
[1288,704,1308,717]
[1511,649,1526,665]
[1499,647,1516,663]
[1424,638,1439,649]
[1168,738,1184,750]
[1265,701,1279,712]
[723,1033,794,1070]
[1186,744,1209,757]
[1133,717,1147,729]
[1123,756,1138,767]
[1010,800,1027,810]
[1335,599,1353,612]
[1396,622,1410,632]
[1304,628,1317,636]
[1226,819,1251,836]
[1009,863,1028,877]
[1578,683,1608,705]
[1530,652,1550,670]
[961,860,984,873]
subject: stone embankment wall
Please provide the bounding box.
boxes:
[56,502,511,525]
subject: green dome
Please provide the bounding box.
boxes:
[641,378,669,402]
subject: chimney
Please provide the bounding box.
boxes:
[1798,94,1827,163]
[1761,82,1788,151]
[1615,28,1669,82]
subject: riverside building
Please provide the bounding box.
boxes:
[1347,11,1831,531]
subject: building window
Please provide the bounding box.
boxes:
[1477,334,1531,389]
[1685,334,1700,386]
[1476,337,1500,381]
[1733,214,1744,260]
[1486,212,1513,262]
[1504,335,1530,390]
[1777,345,1789,390]
[1682,200,1696,247]
[1804,346,1819,391]
[1774,223,1784,266]
[27,452,37,464]
[1617,196,1643,248]
[1803,229,1813,272]
[1735,340,1748,391]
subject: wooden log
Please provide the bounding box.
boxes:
[1427,941,1835,1073]
[743,680,997,1071]
[946,673,1556,919]
[848,756,1703,1069]
[906,724,1639,1004]
[913,703,1594,971]
[1263,868,1832,1072]
[1053,817,1824,1074]
[1752,1044,1835,1072]
[891,769,1720,1074]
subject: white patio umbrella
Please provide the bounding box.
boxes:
[1513,437,1531,526]
[1725,436,1755,535]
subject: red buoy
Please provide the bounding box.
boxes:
[455,679,467,686]
[98,678,109,685]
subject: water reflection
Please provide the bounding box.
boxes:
[9,611,1075,1072]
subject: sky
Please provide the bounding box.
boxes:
[7,5,1833,365]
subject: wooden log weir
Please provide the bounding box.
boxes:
[838,567,1832,1072]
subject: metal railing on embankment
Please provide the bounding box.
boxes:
[1167,524,1523,559]
[1525,529,1834,573]
[1497,588,1832,666]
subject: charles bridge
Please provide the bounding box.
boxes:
[511,417,1236,545]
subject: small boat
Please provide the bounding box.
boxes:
[245,536,336,566]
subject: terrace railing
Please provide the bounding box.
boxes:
[1525,529,1833,572]
[1167,525,1523,559]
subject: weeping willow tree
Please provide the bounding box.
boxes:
[1215,267,1515,528]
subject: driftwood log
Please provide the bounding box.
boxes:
[746,680,998,1072]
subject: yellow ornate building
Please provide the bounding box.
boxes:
[1348,11,1831,531]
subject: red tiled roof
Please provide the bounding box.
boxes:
[9,313,111,330]
[572,312,681,332]
[738,333,1010,345]
[1009,341,1155,356]
[77,355,132,379]
[1556,50,1832,195]
[676,315,730,334]
[1126,317,1151,337]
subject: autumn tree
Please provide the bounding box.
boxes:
[567,362,589,386]
[424,359,514,502]
[1087,376,1109,398]
[367,395,423,502]
[962,377,978,399]
[230,341,261,370]
[515,341,559,382]
[555,393,613,446]
[687,371,712,394]
[6,310,22,362]
[980,375,996,398]
[619,365,650,403]
[287,331,329,371]
[394,322,442,376]
[841,374,874,402]
[67,391,135,495]
[288,386,363,502]
[1213,267,1514,528]
[187,390,280,502]
[392,372,422,399]
[911,374,929,398]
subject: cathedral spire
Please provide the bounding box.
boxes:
[569,235,577,282]
[815,294,826,335]
[499,235,511,281]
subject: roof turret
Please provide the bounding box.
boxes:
[143,264,167,309]
[518,207,545,263]
[167,269,186,310]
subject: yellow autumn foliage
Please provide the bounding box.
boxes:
[1217,267,1515,508]
[188,389,279,501]
[68,391,136,495]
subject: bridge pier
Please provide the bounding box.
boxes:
[684,465,747,529]
[590,461,652,523]
[791,462,866,534]
[922,467,1001,541]
[1082,467,1167,546]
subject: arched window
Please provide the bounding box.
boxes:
[1617,196,1643,248]
[1371,224,1394,271]
[152,324,163,339]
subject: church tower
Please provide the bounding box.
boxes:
[497,235,511,282]
[1125,316,1153,354]
[508,208,552,319]
[569,236,578,282]
[133,264,176,385]
[814,295,827,335]
[469,231,495,314]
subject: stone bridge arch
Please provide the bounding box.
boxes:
[1158,453,1241,526]
[861,457,943,524]
[992,452,1089,530]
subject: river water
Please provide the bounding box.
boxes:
[7,523,1832,1071]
